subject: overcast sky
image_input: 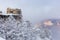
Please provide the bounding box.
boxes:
[0,0,60,40]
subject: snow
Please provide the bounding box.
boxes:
[0,37,5,40]
[0,15,52,40]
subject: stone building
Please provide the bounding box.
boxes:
[6,8,21,15]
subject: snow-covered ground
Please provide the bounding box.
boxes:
[0,37,5,40]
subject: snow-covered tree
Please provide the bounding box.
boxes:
[0,15,52,40]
